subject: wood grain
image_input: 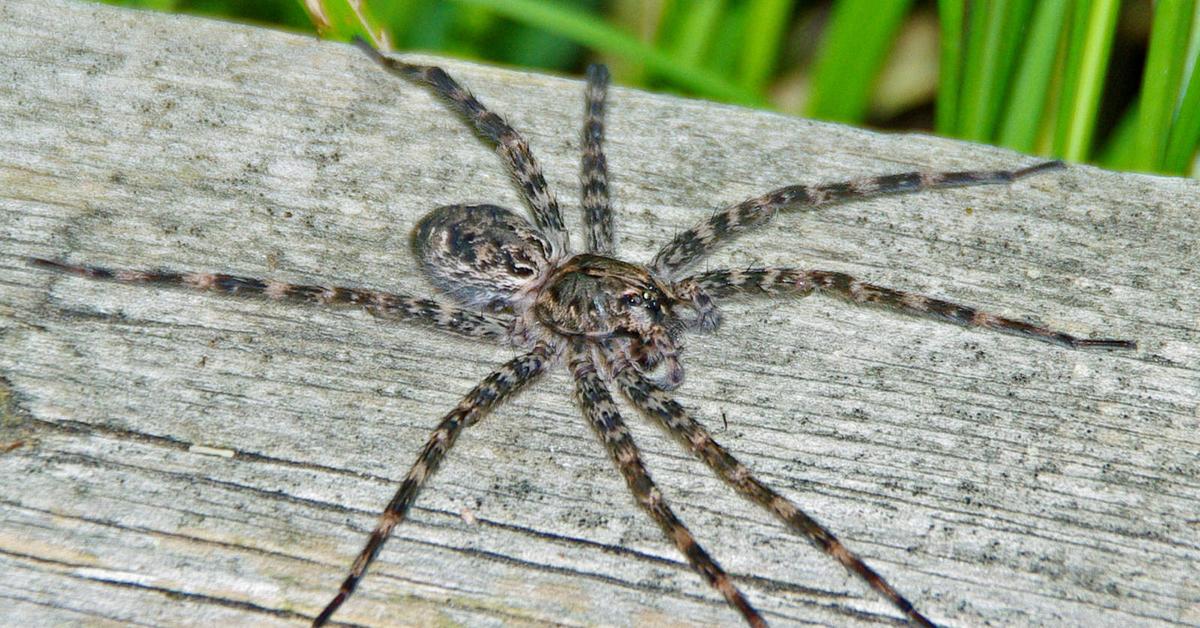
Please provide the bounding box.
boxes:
[1,1,1197,626]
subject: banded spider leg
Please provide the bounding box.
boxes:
[611,357,936,627]
[653,160,1069,278]
[571,342,766,627]
[352,38,569,251]
[26,258,514,340]
[315,343,555,625]
[677,268,1135,350]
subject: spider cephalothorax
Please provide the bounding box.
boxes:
[532,253,689,388]
[30,37,1135,628]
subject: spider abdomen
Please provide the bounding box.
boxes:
[412,204,555,309]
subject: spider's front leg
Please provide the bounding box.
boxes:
[671,277,721,331]
[612,362,936,627]
[581,63,615,255]
[683,267,1135,350]
[653,160,1066,277]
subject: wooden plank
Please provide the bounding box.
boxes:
[1,0,1197,625]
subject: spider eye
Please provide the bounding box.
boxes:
[623,293,642,306]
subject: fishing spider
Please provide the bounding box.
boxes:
[31,39,1135,627]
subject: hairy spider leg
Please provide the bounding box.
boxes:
[687,267,1136,350]
[314,344,554,626]
[613,365,935,628]
[27,258,513,340]
[581,64,614,255]
[353,38,569,252]
[652,161,1067,277]
[569,345,765,628]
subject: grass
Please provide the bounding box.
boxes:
[97,0,1199,177]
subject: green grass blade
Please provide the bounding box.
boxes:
[299,0,391,47]
[807,0,914,123]
[371,0,424,40]
[706,1,751,78]
[959,0,1035,142]
[936,0,965,134]
[1051,0,1085,156]
[989,0,1035,138]
[738,0,792,92]
[663,0,726,69]
[608,1,676,84]
[405,4,486,56]
[997,0,1069,152]
[100,0,179,9]
[1133,0,1196,171]
[1097,98,1140,170]
[499,23,584,70]
[1056,0,1120,161]
[448,0,762,105]
[1164,54,1200,173]
[957,0,998,139]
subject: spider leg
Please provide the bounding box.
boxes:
[613,365,935,628]
[29,258,514,340]
[352,38,569,251]
[569,344,765,628]
[683,267,1135,349]
[652,160,1065,277]
[314,343,554,626]
[581,64,614,255]
[671,274,721,331]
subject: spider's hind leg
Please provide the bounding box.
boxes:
[614,364,935,627]
[314,343,554,626]
[28,257,514,340]
[570,344,765,627]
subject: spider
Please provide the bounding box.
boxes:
[29,38,1136,627]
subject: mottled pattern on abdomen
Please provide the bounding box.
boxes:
[411,204,555,309]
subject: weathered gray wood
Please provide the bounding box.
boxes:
[1,1,1197,626]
